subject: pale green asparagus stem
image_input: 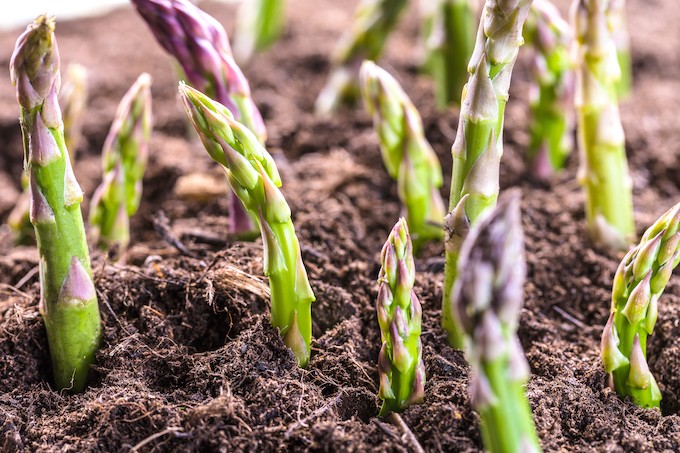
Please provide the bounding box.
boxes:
[572,0,634,249]
[453,191,541,453]
[234,0,285,63]
[89,74,152,256]
[8,63,89,244]
[360,61,445,249]
[421,0,477,107]
[377,218,426,416]
[315,0,407,115]
[442,0,534,349]
[10,16,101,392]
[606,0,631,98]
[60,63,88,161]
[601,202,680,408]
[179,83,315,367]
[524,0,574,180]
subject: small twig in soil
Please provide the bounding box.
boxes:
[14,265,39,289]
[387,413,426,453]
[283,391,345,438]
[153,210,196,257]
[552,305,587,329]
[130,426,183,452]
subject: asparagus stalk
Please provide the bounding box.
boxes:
[10,16,101,392]
[453,191,541,453]
[421,0,477,107]
[89,73,152,256]
[524,0,574,180]
[315,0,407,115]
[571,0,634,249]
[132,0,265,238]
[234,0,285,63]
[60,63,89,161]
[377,218,425,415]
[442,0,534,349]
[8,63,89,244]
[359,61,445,249]
[601,202,680,408]
[179,83,315,367]
[606,0,631,98]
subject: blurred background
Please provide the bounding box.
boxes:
[0,0,234,30]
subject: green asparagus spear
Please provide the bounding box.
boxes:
[60,63,89,161]
[442,0,534,349]
[132,0,265,238]
[601,202,680,408]
[421,0,477,107]
[315,0,407,115]
[179,83,315,367]
[360,61,445,249]
[606,0,631,98]
[234,0,285,63]
[524,0,574,180]
[89,74,152,257]
[572,0,634,249]
[10,16,101,392]
[377,218,426,415]
[453,191,541,453]
[8,63,89,244]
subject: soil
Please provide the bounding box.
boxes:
[0,0,679,451]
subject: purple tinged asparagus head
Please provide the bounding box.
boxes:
[132,0,266,142]
[376,218,426,416]
[452,190,540,450]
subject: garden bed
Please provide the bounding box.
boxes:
[1,0,680,451]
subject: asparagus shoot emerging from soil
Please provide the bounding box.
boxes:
[421,0,477,107]
[571,0,634,249]
[179,83,316,367]
[60,63,88,161]
[601,202,680,408]
[89,73,152,256]
[10,16,101,392]
[315,0,407,115]
[524,0,574,180]
[607,0,631,98]
[360,61,445,248]
[377,218,425,415]
[442,0,534,349]
[234,0,285,63]
[132,0,265,238]
[8,63,90,244]
[453,191,541,453]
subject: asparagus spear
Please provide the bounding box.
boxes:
[524,0,574,180]
[377,218,426,415]
[359,61,445,249]
[601,202,680,408]
[234,0,285,63]
[60,63,89,161]
[10,16,101,392]
[315,0,407,115]
[8,63,89,244]
[442,0,534,349]
[179,83,315,367]
[571,0,634,249]
[606,0,631,98]
[132,0,265,238]
[453,191,541,453]
[421,0,477,107]
[89,73,152,257]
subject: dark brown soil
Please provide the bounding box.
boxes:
[1,0,680,451]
